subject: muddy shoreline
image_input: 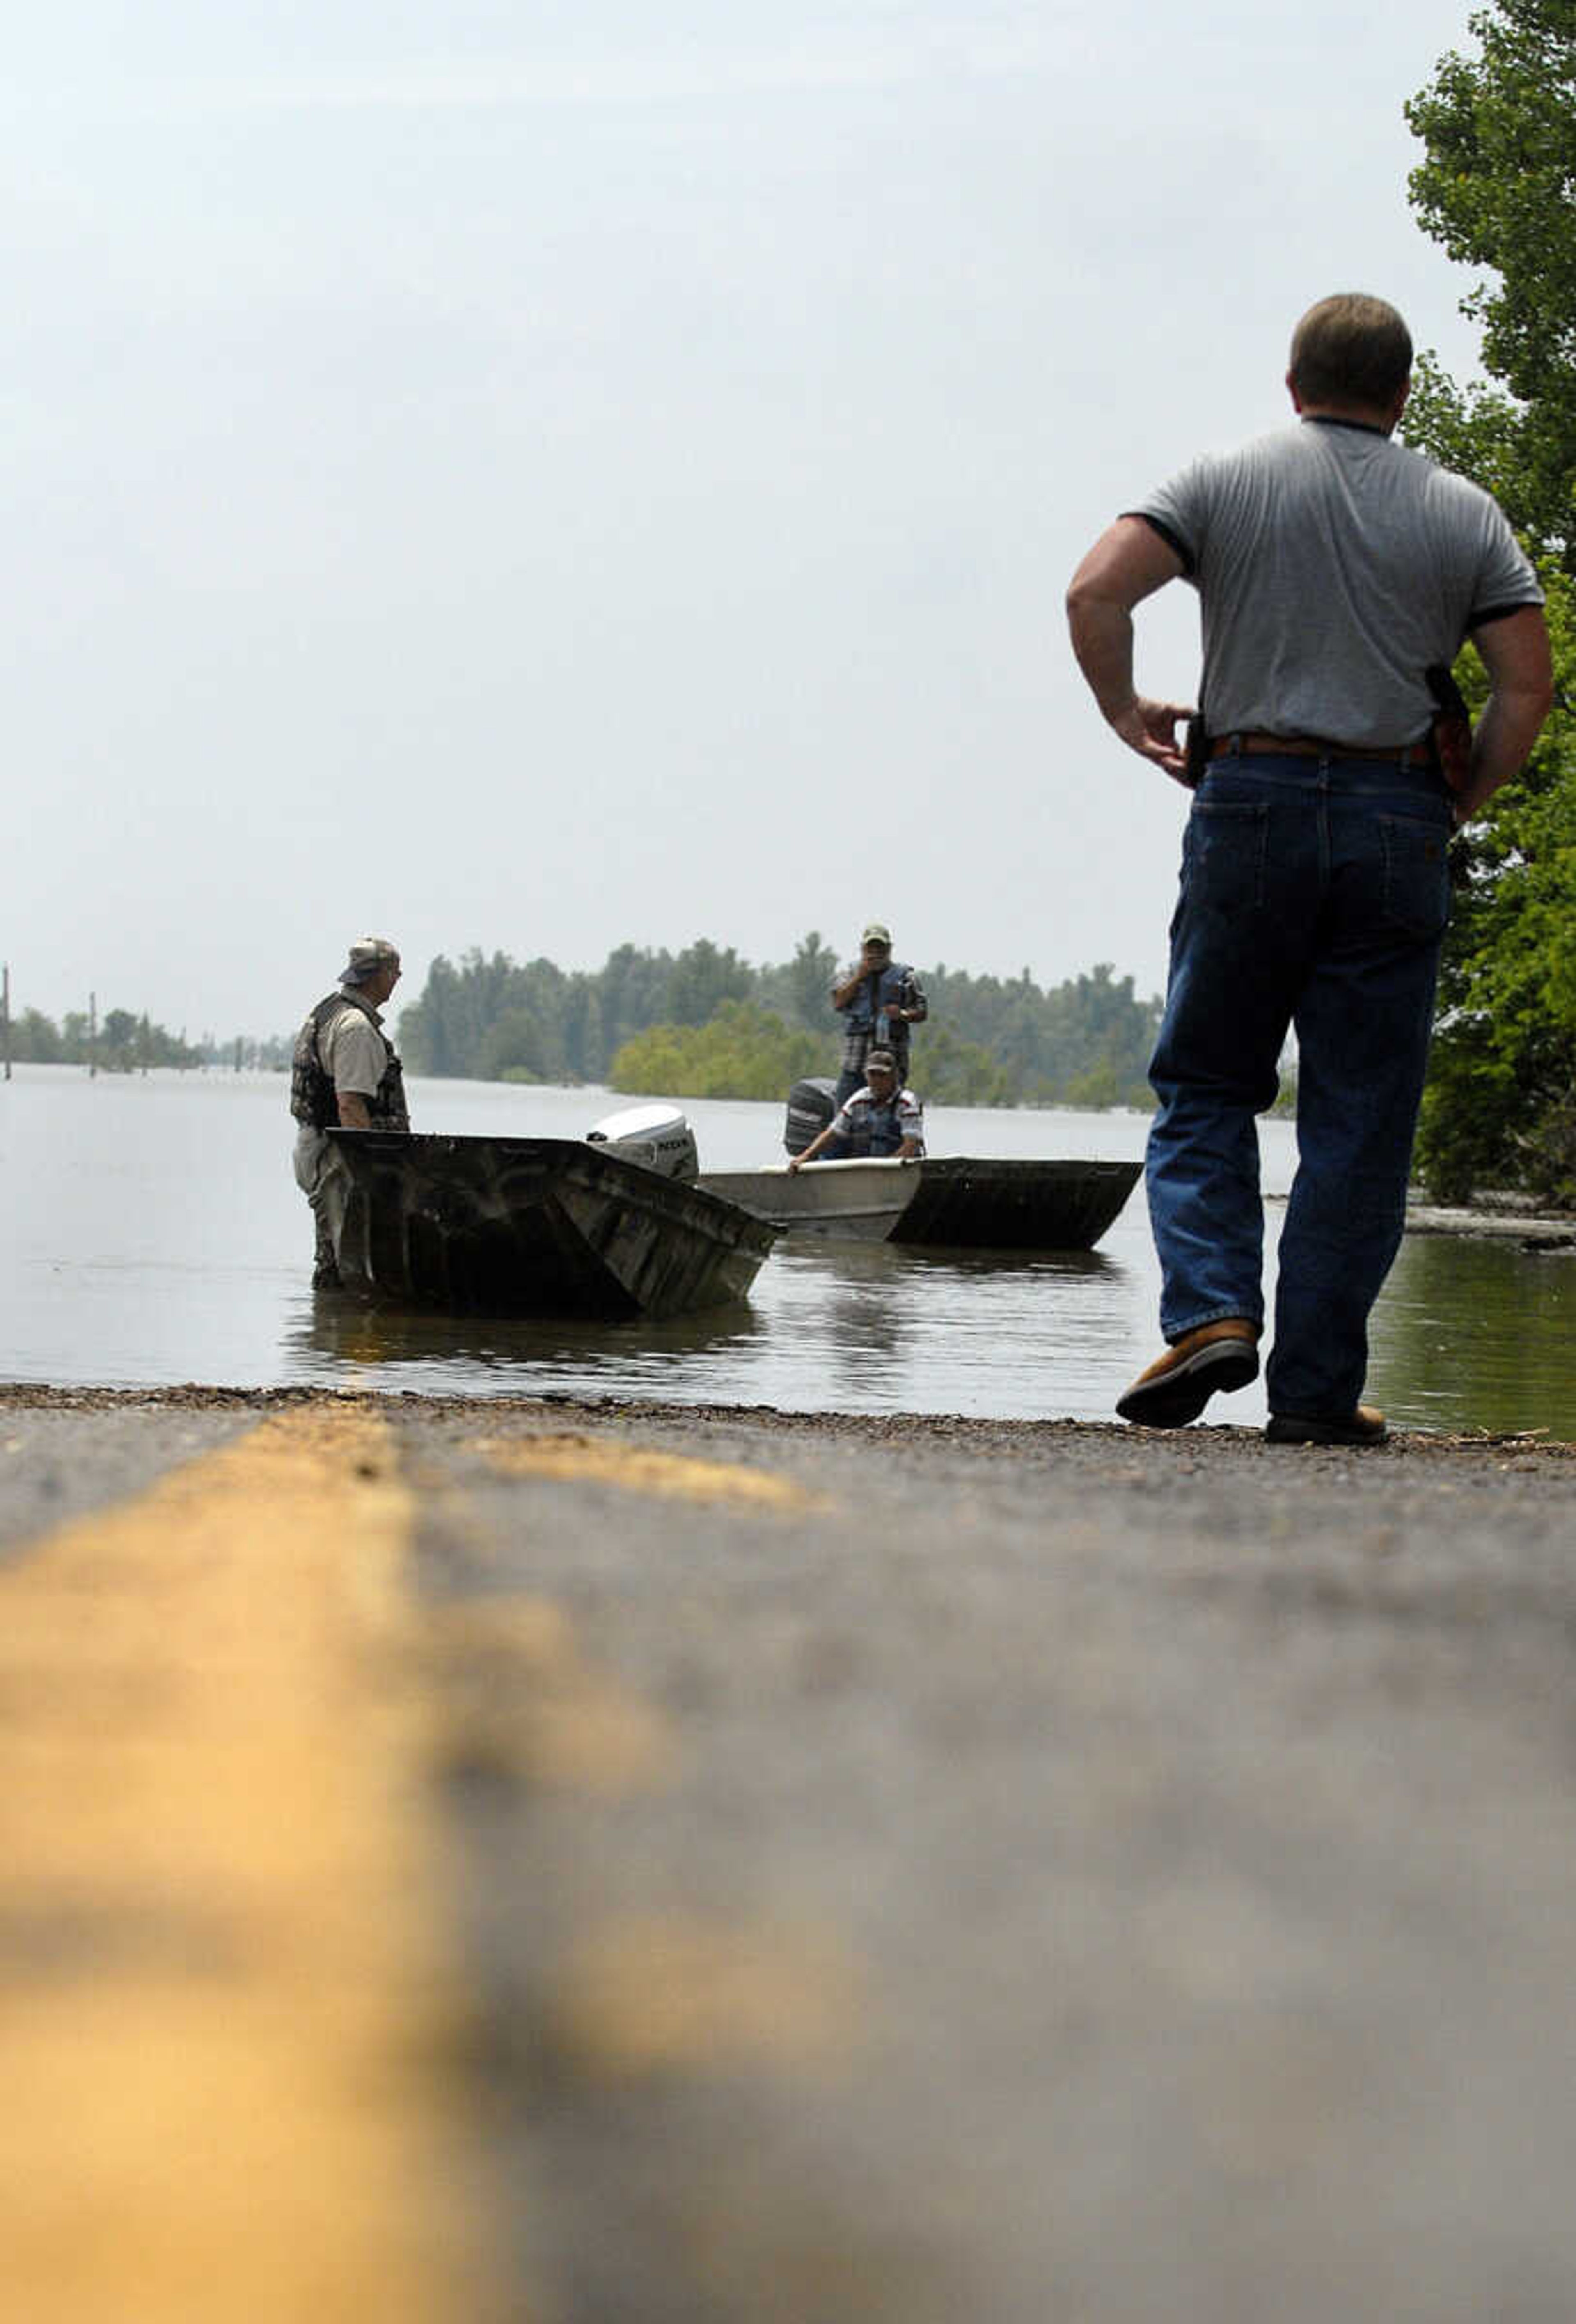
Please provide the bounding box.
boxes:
[1404,1195,1576,1247]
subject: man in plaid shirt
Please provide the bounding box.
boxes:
[832,921,928,1104]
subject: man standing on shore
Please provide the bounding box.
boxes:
[1067,293,1552,1444]
[290,938,409,1289]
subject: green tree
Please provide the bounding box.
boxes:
[101,1008,140,1068]
[1415,564,1576,1199]
[478,1006,552,1084]
[914,1026,1016,1106]
[1404,2,1576,1199]
[924,959,1159,1101]
[593,944,677,1074]
[757,931,839,1032]
[10,1008,61,1062]
[1405,1,1576,567]
[664,940,753,1028]
[610,1002,833,1101]
[398,950,513,1078]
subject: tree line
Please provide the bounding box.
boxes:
[398,937,1163,1109]
[1,1004,289,1074]
[4,1006,206,1071]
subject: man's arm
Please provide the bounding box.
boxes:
[1453,605,1555,825]
[788,1095,859,1171]
[337,1091,374,1129]
[896,970,927,1025]
[1066,516,1193,780]
[788,1123,835,1172]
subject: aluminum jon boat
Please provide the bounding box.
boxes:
[695,1154,1142,1250]
[321,1126,777,1317]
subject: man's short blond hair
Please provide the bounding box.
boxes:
[1288,294,1412,411]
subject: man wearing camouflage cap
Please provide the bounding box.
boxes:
[290,938,410,1288]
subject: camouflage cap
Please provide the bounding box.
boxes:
[861,921,892,945]
[341,936,401,985]
[864,1047,897,1075]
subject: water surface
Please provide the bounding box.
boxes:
[2,1067,1571,1436]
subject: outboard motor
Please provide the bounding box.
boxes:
[784,1076,837,1157]
[586,1102,699,1182]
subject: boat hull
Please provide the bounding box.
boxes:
[696,1155,1141,1252]
[323,1132,777,1318]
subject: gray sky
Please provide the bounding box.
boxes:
[4,0,1491,1041]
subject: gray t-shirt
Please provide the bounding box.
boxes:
[1133,418,1542,745]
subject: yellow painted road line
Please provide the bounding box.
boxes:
[471,1431,828,1512]
[540,1909,862,2085]
[0,1403,495,2324]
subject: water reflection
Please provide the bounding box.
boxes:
[1368,1234,1576,1438]
[788,1243,916,1400]
[273,1235,1151,1422]
[290,1282,770,1400]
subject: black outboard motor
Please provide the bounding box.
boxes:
[784,1077,837,1157]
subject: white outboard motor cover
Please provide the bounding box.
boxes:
[585,1102,699,1182]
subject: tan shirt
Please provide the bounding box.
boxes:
[318,996,389,1099]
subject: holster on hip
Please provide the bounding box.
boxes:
[1425,663,1473,795]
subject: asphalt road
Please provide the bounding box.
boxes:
[4,1384,1576,2323]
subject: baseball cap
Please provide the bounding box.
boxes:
[341,936,401,984]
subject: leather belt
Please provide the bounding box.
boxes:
[1207,731,1435,769]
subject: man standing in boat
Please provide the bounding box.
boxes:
[788,1049,925,1170]
[832,922,927,1105]
[290,937,410,1289]
[1066,292,1551,1445]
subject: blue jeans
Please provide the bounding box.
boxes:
[1146,753,1452,1417]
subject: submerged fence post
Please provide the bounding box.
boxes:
[2,961,10,1081]
[88,989,97,1079]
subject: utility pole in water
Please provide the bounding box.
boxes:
[2,961,11,1081]
[88,990,97,1079]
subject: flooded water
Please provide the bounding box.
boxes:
[2,1065,1573,1436]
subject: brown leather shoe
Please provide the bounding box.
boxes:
[1265,1406,1388,1447]
[1116,1319,1260,1428]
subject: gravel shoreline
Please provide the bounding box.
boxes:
[3,1378,1571,1465]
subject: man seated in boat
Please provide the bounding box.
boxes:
[788,1048,925,1170]
[289,936,409,1288]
